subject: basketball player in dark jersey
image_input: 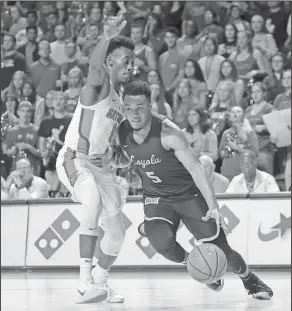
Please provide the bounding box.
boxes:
[106,80,273,300]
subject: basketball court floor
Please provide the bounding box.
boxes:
[1,268,290,311]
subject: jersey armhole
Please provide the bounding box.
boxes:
[160,118,178,153]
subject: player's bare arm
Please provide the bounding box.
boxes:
[80,15,127,106]
[161,120,219,211]
[110,128,131,168]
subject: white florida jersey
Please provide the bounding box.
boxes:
[63,82,124,158]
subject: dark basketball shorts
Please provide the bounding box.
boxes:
[143,194,220,243]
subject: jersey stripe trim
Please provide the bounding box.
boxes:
[77,108,94,155]
[63,148,79,187]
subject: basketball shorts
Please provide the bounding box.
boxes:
[143,193,220,243]
[56,148,124,220]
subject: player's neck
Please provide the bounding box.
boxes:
[133,118,152,141]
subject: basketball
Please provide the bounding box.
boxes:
[187,243,227,284]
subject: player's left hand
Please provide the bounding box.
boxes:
[202,209,229,231]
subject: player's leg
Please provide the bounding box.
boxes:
[56,163,107,304]
[176,194,273,299]
[143,198,188,263]
[91,176,126,303]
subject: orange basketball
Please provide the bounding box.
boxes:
[187,243,227,284]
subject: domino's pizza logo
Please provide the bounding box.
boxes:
[34,209,80,260]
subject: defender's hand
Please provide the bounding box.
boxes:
[104,14,127,40]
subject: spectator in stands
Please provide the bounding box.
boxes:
[64,67,84,113]
[17,26,40,68]
[38,91,71,191]
[225,2,250,32]
[162,1,183,30]
[230,31,269,82]
[181,2,221,34]
[78,6,102,40]
[1,34,26,91]
[159,27,185,94]
[15,11,43,48]
[226,150,280,193]
[21,81,45,128]
[6,158,49,199]
[43,90,55,118]
[251,15,278,60]
[200,9,224,44]
[218,24,238,59]
[183,59,208,109]
[56,1,69,25]
[198,36,225,93]
[149,82,172,119]
[245,83,275,175]
[126,1,152,27]
[50,24,70,65]
[29,40,61,98]
[211,60,245,107]
[177,20,201,61]
[131,24,157,82]
[9,5,27,36]
[199,155,229,193]
[77,22,100,50]
[263,52,286,103]
[210,80,237,113]
[147,69,160,85]
[42,11,58,43]
[264,1,290,51]
[1,176,9,200]
[219,106,259,181]
[1,70,26,103]
[143,13,166,57]
[2,101,41,176]
[274,69,291,110]
[183,108,218,161]
[173,79,197,128]
[1,95,19,128]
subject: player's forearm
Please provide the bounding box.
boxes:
[110,148,131,168]
[88,36,111,70]
[190,164,219,210]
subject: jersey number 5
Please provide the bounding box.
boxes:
[146,172,162,184]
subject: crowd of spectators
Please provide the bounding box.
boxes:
[1,1,291,200]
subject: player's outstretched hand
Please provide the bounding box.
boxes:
[104,14,127,40]
[202,209,229,231]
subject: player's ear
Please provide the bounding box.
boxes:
[107,55,114,67]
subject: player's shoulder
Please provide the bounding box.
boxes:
[161,118,188,149]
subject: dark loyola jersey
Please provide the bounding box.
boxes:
[119,115,198,200]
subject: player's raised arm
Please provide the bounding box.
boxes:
[80,15,127,106]
[162,123,219,211]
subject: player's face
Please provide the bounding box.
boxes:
[251,84,264,103]
[18,106,31,123]
[282,70,291,89]
[221,61,232,77]
[111,48,135,83]
[124,95,152,130]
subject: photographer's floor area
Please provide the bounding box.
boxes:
[1,269,290,311]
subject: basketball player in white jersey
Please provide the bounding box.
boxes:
[56,16,135,304]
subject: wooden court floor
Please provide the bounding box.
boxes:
[1,269,290,311]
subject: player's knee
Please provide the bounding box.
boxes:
[207,228,232,257]
[100,215,126,256]
[145,220,176,255]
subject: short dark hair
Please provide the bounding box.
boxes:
[26,25,37,33]
[164,26,179,38]
[123,80,151,102]
[106,36,135,57]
